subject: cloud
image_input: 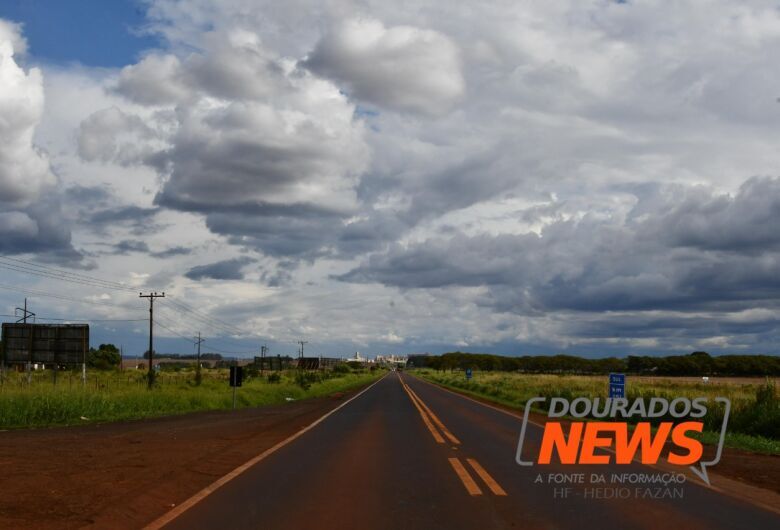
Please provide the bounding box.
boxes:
[185,256,255,280]
[0,20,77,259]
[77,106,164,165]
[338,177,780,316]
[90,30,371,259]
[305,18,464,116]
[17,2,780,354]
[150,245,192,258]
[111,239,150,255]
[0,20,56,205]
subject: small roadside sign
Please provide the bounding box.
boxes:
[229,366,243,387]
[466,368,473,380]
[230,366,243,410]
[609,373,625,398]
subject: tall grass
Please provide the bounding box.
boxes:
[0,368,382,429]
[415,370,780,454]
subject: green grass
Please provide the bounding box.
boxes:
[0,368,383,429]
[413,369,780,455]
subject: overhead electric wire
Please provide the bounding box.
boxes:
[0,256,264,354]
[164,295,247,335]
[0,260,136,293]
[0,283,137,310]
[152,315,198,344]
[154,311,257,354]
[0,255,137,292]
[0,314,146,322]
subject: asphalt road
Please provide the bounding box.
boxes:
[159,372,779,530]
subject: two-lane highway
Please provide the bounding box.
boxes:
[153,372,780,530]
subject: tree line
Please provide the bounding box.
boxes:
[408,351,780,376]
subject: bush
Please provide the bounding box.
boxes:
[729,381,780,439]
[332,363,350,374]
[267,372,281,384]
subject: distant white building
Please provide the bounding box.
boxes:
[345,352,364,362]
[375,354,408,364]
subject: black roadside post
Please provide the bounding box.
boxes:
[230,364,243,409]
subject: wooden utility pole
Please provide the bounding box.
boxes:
[140,292,165,389]
[194,332,205,385]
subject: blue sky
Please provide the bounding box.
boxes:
[0,0,157,66]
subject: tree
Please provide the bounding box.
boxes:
[88,344,121,370]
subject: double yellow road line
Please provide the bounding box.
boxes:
[400,377,460,444]
[399,375,507,497]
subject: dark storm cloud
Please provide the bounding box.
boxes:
[338,177,780,315]
[0,197,81,262]
[88,206,159,224]
[150,246,192,258]
[111,239,150,254]
[64,184,112,205]
[640,176,780,252]
[185,257,256,280]
[567,312,780,340]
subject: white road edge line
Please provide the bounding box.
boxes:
[143,372,389,530]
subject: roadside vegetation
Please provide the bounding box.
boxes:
[414,369,780,455]
[408,350,780,376]
[0,365,382,430]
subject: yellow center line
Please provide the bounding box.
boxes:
[466,458,507,496]
[405,384,461,445]
[400,378,445,443]
[448,457,483,496]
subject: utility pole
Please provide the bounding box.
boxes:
[16,298,35,384]
[260,345,267,375]
[194,332,205,385]
[140,292,165,389]
[16,298,35,323]
[298,340,307,359]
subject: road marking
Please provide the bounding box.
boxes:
[405,383,461,445]
[410,374,780,516]
[466,458,507,496]
[448,457,482,495]
[142,373,389,530]
[400,378,445,443]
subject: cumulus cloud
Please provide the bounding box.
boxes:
[305,18,464,116]
[0,20,76,259]
[0,20,56,205]
[77,106,165,165]
[88,30,371,259]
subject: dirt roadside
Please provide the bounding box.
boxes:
[0,389,362,530]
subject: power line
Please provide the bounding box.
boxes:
[0,283,137,311]
[0,314,145,322]
[163,295,247,336]
[0,256,136,292]
[0,260,136,293]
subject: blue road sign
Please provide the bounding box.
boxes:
[609,373,625,398]
[466,368,473,380]
[609,373,625,385]
[609,384,625,398]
